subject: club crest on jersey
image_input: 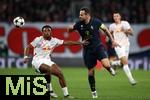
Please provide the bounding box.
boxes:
[42,47,52,51]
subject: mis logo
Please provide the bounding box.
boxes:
[0,75,48,96]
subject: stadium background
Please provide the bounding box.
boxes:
[0,0,150,100]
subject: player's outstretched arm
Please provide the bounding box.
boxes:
[23,44,33,63]
[63,40,89,46]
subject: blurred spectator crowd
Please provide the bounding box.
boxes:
[91,0,150,23]
[0,0,149,23]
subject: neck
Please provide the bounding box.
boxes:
[115,20,121,24]
[85,16,91,24]
[44,36,51,40]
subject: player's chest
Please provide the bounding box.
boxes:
[80,24,94,31]
[79,24,96,36]
[113,23,126,31]
[37,40,57,49]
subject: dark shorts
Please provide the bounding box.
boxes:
[107,47,116,57]
[83,44,108,69]
[106,41,117,57]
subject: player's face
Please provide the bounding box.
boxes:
[113,13,121,23]
[79,10,88,21]
[42,27,52,38]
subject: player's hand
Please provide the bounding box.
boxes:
[81,39,89,45]
[23,56,30,63]
[112,41,121,48]
[68,25,74,29]
[68,25,74,32]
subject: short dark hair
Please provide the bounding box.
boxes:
[113,11,121,15]
[80,7,91,15]
[42,25,52,32]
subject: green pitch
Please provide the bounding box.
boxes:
[0,67,150,100]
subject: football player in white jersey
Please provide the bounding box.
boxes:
[23,25,88,98]
[109,12,136,85]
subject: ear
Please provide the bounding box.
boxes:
[119,14,121,19]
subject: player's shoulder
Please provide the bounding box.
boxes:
[91,18,103,27]
[51,37,62,41]
[51,37,57,40]
[34,36,43,41]
[31,36,43,44]
[121,20,130,24]
[74,20,81,25]
[109,23,115,27]
[93,17,102,23]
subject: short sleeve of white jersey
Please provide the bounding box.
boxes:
[53,38,64,46]
[123,21,131,30]
[109,24,114,32]
[30,37,41,47]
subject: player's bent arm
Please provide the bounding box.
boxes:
[125,28,133,36]
[23,44,33,63]
[100,24,114,42]
[24,44,33,57]
[100,24,120,47]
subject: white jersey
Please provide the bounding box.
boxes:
[30,36,64,59]
[109,21,131,46]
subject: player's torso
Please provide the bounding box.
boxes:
[33,37,57,58]
[77,18,102,48]
[110,21,130,46]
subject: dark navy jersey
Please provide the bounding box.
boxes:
[73,18,103,48]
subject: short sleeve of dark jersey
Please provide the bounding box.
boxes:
[95,18,103,29]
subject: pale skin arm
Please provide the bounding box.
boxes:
[100,24,120,47]
[121,28,133,36]
[68,25,74,33]
[69,24,120,47]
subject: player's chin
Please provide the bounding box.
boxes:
[45,34,51,37]
[44,35,51,39]
[79,18,83,21]
[46,35,51,38]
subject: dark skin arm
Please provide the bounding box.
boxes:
[23,44,33,63]
[23,40,88,63]
[63,40,89,46]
